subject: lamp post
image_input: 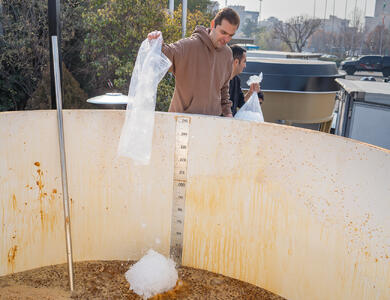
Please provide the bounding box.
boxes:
[259,0,263,23]
[169,0,174,17]
[182,0,187,38]
[342,0,348,56]
[324,0,328,23]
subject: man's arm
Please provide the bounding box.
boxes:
[221,79,233,117]
[148,31,182,74]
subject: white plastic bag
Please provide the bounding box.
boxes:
[234,92,264,122]
[118,33,171,164]
[246,72,263,86]
[234,72,264,122]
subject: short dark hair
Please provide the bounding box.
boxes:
[230,45,246,62]
[213,8,240,28]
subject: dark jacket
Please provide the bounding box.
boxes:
[229,76,264,116]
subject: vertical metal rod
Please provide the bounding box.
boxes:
[324,0,328,22]
[258,0,263,23]
[360,0,367,54]
[48,0,62,109]
[351,0,358,55]
[182,0,187,38]
[332,0,335,32]
[51,35,74,292]
[169,0,174,17]
[342,0,348,55]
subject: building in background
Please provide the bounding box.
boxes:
[322,15,349,34]
[228,5,259,37]
[258,16,280,29]
[207,1,220,14]
[365,0,390,32]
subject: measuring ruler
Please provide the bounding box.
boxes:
[170,116,190,265]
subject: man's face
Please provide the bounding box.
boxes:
[237,52,247,74]
[210,19,238,48]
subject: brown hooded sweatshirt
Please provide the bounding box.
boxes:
[162,26,233,116]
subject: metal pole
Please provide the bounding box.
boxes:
[51,35,74,292]
[351,0,357,55]
[182,0,187,38]
[169,0,174,17]
[342,0,348,56]
[258,0,263,23]
[332,0,335,32]
[48,0,62,109]
[324,0,328,22]
[360,0,367,54]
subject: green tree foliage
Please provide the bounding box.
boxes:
[82,0,166,94]
[25,63,92,110]
[1,0,213,112]
[173,0,212,14]
[82,1,212,111]
[0,0,48,110]
[0,0,88,111]
[162,3,212,42]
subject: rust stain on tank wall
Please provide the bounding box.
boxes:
[7,245,18,271]
[33,162,58,232]
[11,194,17,210]
[183,173,289,287]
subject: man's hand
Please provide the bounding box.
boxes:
[249,83,260,94]
[225,113,233,118]
[147,30,162,41]
[244,83,261,102]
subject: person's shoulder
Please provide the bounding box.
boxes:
[220,45,232,55]
[232,75,240,84]
[219,45,233,60]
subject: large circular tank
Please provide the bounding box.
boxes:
[240,58,345,125]
[1,110,389,299]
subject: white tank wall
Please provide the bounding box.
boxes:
[1,110,389,300]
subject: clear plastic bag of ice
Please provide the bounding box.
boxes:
[118,32,171,164]
[234,92,264,122]
[125,249,178,299]
[235,72,264,122]
[246,72,263,86]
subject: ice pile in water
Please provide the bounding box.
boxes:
[125,249,178,299]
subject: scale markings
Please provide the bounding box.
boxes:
[170,117,190,265]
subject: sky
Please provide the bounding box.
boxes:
[216,0,377,21]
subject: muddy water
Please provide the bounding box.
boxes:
[0,261,285,299]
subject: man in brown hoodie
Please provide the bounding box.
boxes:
[148,8,240,117]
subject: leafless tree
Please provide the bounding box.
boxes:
[273,15,322,52]
[365,25,390,55]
